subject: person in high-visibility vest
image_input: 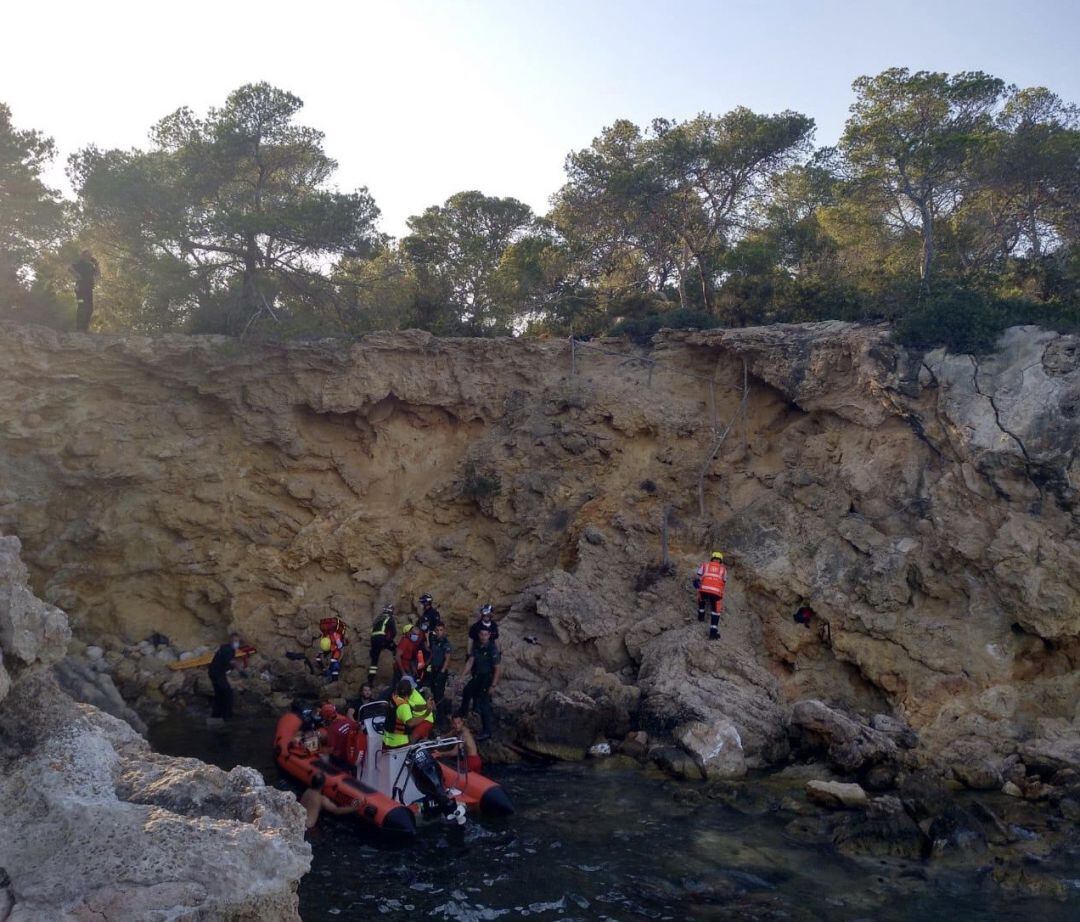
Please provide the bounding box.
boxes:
[694,551,728,641]
[383,678,429,748]
[369,604,397,681]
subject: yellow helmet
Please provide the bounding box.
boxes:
[711,550,724,561]
[403,623,413,634]
[319,636,332,652]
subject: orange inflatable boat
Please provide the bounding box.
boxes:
[273,702,513,836]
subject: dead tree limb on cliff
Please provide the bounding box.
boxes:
[697,360,750,518]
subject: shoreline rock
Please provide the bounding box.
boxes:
[0,535,310,921]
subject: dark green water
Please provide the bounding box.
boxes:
[150,714,1080,922]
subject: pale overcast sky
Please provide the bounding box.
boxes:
[2,0,1077,237]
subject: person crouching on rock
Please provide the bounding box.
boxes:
[300,772,359,830]
[207,632,243,721]
[693,550,727,641]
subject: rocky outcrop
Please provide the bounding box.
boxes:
[0,535,309,921]
[1,320,1078,782]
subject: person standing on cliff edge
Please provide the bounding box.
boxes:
[208,632,244,721]
[70,250,99,332]
[694,550,728,641]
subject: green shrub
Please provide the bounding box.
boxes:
[610,308,717,343]
[894,286,1007,354]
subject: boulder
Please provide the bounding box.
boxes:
[0,535,309,921]
[52,656,147,735]
[790,699,897,774]
[518,690,605,760]
[675,720,748,779]
[652,745,705,780]
[805,780,868,809]
[832,795,925,858]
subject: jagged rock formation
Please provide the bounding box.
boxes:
[0,535,310,921]
[0,320,1077,785]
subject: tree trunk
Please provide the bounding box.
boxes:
[241,234,259,321]
[919,205,934,291]
[697,260,712,314]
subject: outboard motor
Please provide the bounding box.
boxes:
[409,748,466,825]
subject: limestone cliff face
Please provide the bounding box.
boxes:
[1,320,1077,784]
[0,535,311,921]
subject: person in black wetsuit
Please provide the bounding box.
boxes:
[208,633,243,720]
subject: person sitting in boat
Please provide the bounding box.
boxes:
[345,683,375,720]
[300,772,360,830]
[394,623,429,685]
[445,712,481,773]
[320,702,363,770]
[405,676,434,742]
[383,678,431,748]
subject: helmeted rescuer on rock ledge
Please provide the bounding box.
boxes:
[417,593,442,633]
[369,603,396,680]
[694,551,728,641]
[316,617,347,682]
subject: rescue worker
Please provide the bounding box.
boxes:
[207,632,243,721]
[383,678,429,748]
[300,772,360,830]
[316,622,346,682]
[694,550,728,641]
[369,603,396,681]
[467,603,499,643]
[320,702,361,769]
[424,621,453,714]
[70,249,99,332]
[405,677,434,742]
[417,593,443,633]
[394,622,428,684]
[459,627,501,741]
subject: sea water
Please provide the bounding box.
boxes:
[150,714,1080,921]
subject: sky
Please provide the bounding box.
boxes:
[2,0,1078,238]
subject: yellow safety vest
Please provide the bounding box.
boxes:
[408,688,431,721]
[382,694,412,748]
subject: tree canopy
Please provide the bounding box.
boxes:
[0,103,64,311]
[71,83,381,333]
[2,68,1077,351]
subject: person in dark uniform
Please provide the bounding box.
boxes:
[368,604,397,681]
[423,621,453,717]
[417,593,442,633]
[467,604,499,643]
[70,250,99,332]
[459,628,501,741]
[208,632,243,720]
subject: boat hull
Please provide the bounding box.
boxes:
[273,712,416,836]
